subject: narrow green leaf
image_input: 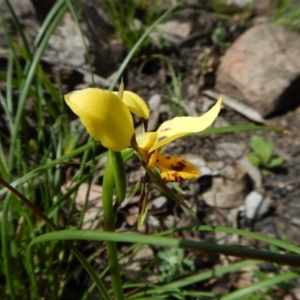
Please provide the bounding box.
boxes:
[109,3,180,90]
[161,225,300,255]
[137,173,150,228]
[1,195,16,299]
[0,178,110,299]
[130,260,261,298]
[28,230,300,267]
[12,42,30,59]
[222,272,300,300]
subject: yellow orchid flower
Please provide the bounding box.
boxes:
[65,86,222,182]
[65,86,222,227]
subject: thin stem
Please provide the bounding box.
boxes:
[102,150,124,299]
[1,195,16,300]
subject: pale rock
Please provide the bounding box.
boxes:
[156,20,191,38]
[216,24,300,116]
[147,215,160,227]
[200,98,215,113]
[148,94,161,110]
[216,142,245,160]
[238,156,262,189]
[225,0,254,6]
[119,245,154,274]
[150,19,192,46]
[203,162,249,208]
[0,0,34,18]
[185,154,221,176]
[62,182,103,230]
[163,215,177,228]
[245,191,272,220]
[214,116,230,127]
[126,206,138,226]
[128,168,145,184]
[45,12,88,68]
[148,94,161,131]
[152,196,167,209]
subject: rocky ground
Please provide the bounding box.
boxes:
[1,0,300,296]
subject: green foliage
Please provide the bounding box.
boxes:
[248,135,284,174]
[157,248,195,282]
[212,26,231,52]
[272,0,300,32]
[103,0,162,50]
[163,59,185,116]
[211,0,254,15]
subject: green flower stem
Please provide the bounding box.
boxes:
[111,151,127,203]
[102,150,124,300]
[1,195,16,299]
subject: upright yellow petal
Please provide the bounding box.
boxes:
[149,98,222,152]
[113,91,150,120]
[65,88,135,151]
[155,154,200,182]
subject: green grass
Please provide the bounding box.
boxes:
[272,0,300,31]
[0,0,299,299]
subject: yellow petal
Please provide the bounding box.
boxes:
[135,132,158,161]
[65,88,134,151]
[155,154,200,182]
[149,97,222,152]
[113,91,150,120]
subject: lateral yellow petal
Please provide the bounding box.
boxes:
[113,91,150,120]
[65,88,134,152]
[135,132,158,161]
[155,154,200,182]
[149,97,222,152]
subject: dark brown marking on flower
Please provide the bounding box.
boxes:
[165,156,171,159]
[158,136,167,141]
[172,172,184,182]
[170,160,186,172]
[147,150,156,162]
[130,134,138,150]
[161,127,170,132]
[156,159,159,163]
[142,118,148,132]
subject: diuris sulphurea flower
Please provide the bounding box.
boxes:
[65,84,222,227]
[65,86,222,182]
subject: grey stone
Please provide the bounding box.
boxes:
[216,24,300,116]
[245,191,271,220]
